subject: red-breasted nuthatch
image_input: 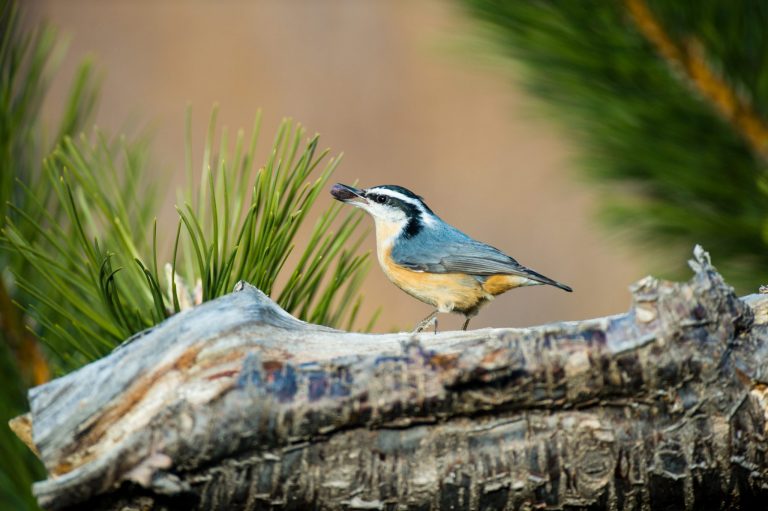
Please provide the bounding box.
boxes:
[331,183,572,332]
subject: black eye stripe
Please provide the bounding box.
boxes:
[366,193,388,204]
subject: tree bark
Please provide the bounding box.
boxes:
[11,247,768,510]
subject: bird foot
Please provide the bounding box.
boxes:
[413,315,438,334]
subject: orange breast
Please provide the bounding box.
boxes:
[378,246,488,313]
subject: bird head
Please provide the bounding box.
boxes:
[331,183,436,239]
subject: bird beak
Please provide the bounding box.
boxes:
[330,183,366,206]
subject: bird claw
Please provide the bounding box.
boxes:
[413,315,438,334]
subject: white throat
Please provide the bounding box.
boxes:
[373,216,407,251]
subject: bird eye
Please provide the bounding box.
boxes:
[374,194,387,204]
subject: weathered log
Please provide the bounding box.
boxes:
[13,246,768,510]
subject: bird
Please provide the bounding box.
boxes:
[330,183,572,333]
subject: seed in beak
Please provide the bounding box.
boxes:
[330,183,361,201]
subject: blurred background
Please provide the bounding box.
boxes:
[4,1,767,509]
[24,0,643,331]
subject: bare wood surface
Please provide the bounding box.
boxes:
[15,247,768,510]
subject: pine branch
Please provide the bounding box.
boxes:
[625,0,768,163]
[458,0,768,291]
[0,277,48,386]
[5,113,374,369]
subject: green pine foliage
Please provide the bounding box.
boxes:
[459,0,768,290]
[4,132,156,368]
[5,110,372,370]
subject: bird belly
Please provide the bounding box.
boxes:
[379,247,488,313]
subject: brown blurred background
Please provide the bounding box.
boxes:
[26,0,644,331]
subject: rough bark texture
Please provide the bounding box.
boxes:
[14,247,768,510]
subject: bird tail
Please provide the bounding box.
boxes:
[520,267,572,292]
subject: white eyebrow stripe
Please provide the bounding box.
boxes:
[367,188,422,206]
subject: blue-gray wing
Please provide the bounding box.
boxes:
[390,225,526,276]
[390,226,571,291]
[395,240,531,276]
